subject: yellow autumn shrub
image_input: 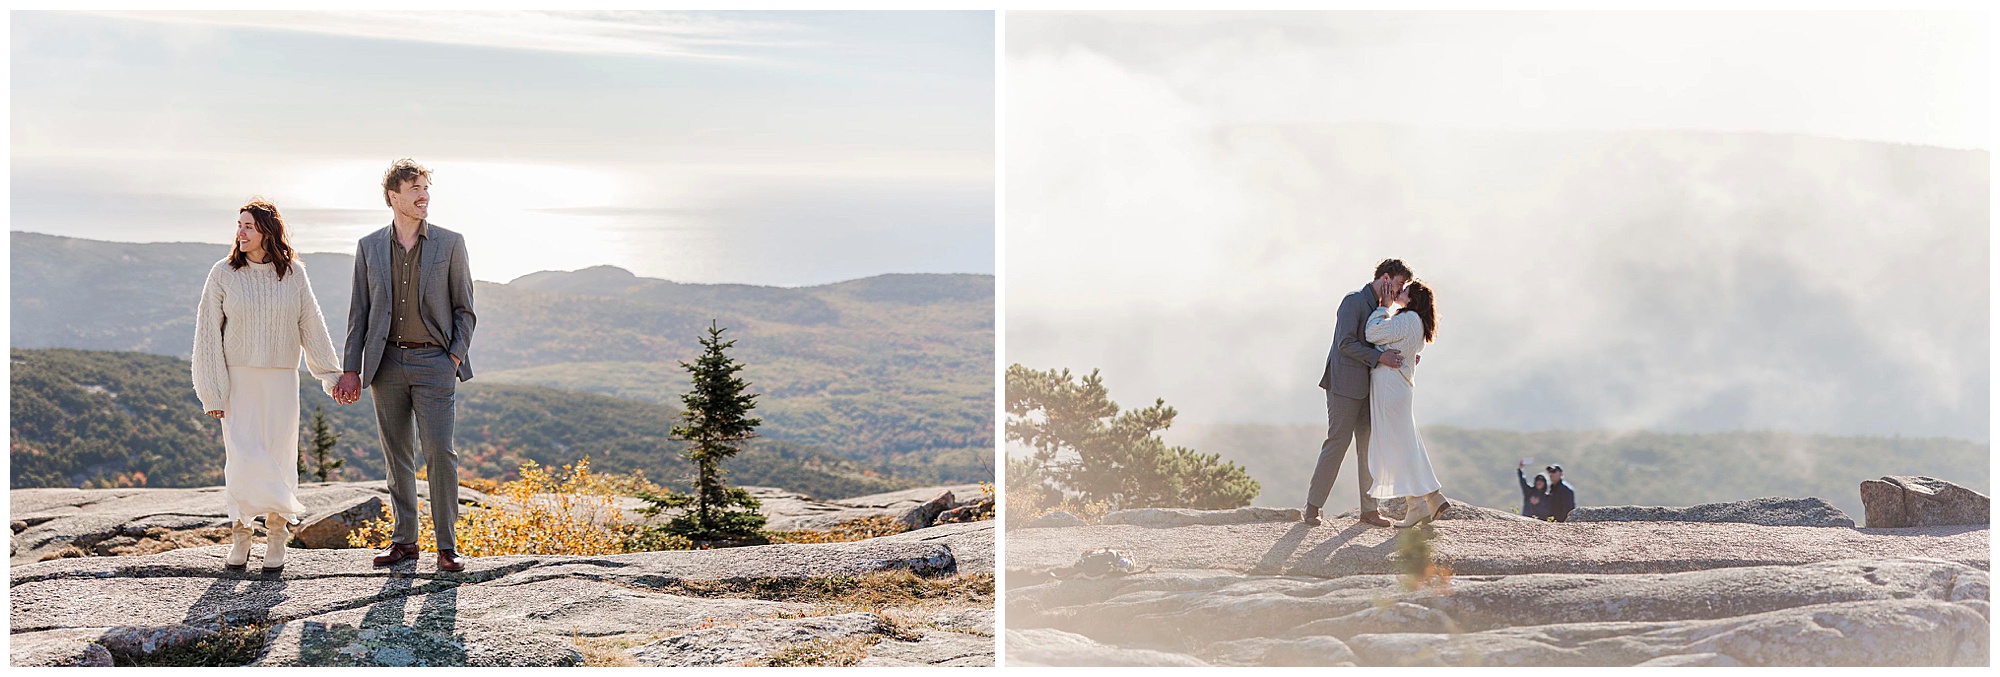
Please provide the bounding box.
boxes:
[348,458,689,556]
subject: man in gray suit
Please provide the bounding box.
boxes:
[1302,258,1414,527]
[331,158,477,571]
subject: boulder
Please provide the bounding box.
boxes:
[1021,511,1087,529]
[9,482,488,565]
[1569,497,1856,527]
[1861,476,1990,528]
[1101,506,1302,527]
[10,629,116,667]
[937,495,994,524]
[899,491,958,531]
[97,624,222,658]
[1340,500,1541,523]
[291,496,386,549]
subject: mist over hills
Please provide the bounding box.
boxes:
[10,232,993,483]
[1007,125,1989,442]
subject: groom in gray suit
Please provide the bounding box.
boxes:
[1303,258,1413,527]
[331,158,477,571]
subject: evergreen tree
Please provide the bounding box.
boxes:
[303,404,344,482]
[1006,364,1260,510]
[637,321,768,542]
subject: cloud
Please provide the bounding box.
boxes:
[91,10,805,61]
[1005,18,1990,442]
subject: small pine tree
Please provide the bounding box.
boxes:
[303,404,344,482]
[1006,364,1260,510]
[638,321,767,542]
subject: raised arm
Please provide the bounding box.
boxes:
[445,235,476,375]
[1364,306,1397,343]
[1334,293,1385,367]
[1517,468,1532,494]
[191,264,230,413]
[342,241,369,374]
[295,265,343,396]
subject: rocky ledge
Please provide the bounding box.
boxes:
[10,482,986,565]
[11,521,994,667]
[1005,506,1988,666]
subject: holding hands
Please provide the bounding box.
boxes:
[332,372,362,405]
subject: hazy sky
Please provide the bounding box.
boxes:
[11,10,994,285]
[1006,11,1989,441]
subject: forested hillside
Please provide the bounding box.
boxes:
[10,233,992,483]
[11,348,912,500]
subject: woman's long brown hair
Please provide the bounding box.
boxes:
[230,199,295,280]
[1404,279,1438,343]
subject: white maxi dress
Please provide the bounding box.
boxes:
[1364,306,1442,500]
[191,259,343,528]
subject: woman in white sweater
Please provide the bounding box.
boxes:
[1363,279,1450,528]
[191,200,344,570]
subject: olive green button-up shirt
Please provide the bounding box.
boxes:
[388,221,442,346]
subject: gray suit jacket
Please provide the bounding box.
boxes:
[342,222,476,387]
[1317,283,1384,399]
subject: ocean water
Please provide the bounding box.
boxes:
[11,176,993,287]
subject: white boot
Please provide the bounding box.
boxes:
[262,513,290,570]
[224,521,253,569]
[1392,492,1448,528]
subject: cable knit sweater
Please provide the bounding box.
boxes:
[190,257,344,412]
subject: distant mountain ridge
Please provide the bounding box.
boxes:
[10,232,994,483]
[11,348,911,500]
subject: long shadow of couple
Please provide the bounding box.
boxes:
[1250,521,1399,576]
[182,559,465,666]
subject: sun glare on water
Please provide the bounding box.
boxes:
[289,159,640,282]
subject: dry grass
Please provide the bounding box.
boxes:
[37,525,236,561]
[757,637,872,667]
[652,570,993,609]
[349,458,671,556]
[570,633,646,667]
[112,526,235,556]
[38,545,89,561]
[1005,490,1115,527]
[765,515,909,544]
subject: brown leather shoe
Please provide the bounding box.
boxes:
[1300,505,1323,526]
[436,549,466,572]
[372,542,420,566]
[1358,510,1392,527]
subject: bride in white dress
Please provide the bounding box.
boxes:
[1364,279,1448,528]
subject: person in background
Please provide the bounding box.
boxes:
[1516,460,1551,521]
[1545,464,1576,522]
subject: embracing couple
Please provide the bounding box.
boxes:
[1302,258,1448,529]
[191,159,475,572]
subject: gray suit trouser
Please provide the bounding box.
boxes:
[372,344,459,551]
[1305,388,1379,513]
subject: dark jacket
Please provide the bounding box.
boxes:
[1547,480,1576,522]
[1517,469,1552,520]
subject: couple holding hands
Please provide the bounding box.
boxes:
[191,159,473,572]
